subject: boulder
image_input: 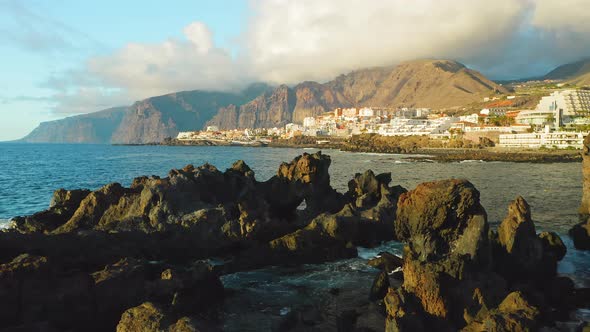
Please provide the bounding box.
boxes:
[262,152,344,218]
[394,179,490,265]
[11,188,91,233]
[462,291,540,332]
[264,205,360,265]
[92,258,149,330]
[0,254,94,329]
[494,197,563,281]
[569,221,590,250]
[117,302,218,332]
[538,231,567,261]
[391,180,501,328]
[384,287,427,332]
[575,133,590,250]
[347,170,407,241]
[151,261,224,315]
[368,252,403,273]
[369,270,390,301]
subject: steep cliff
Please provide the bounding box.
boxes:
[21,107,127,144]
[22,85,270,144]
[111,90,256,144]
[206,83,351,129]
[22,60,509,142]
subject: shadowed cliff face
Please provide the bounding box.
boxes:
[21,60,509,143]
[21,107,127,144]
[111,89,269,144]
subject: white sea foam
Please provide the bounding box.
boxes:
[0,219,12,229]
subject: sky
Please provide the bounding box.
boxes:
[1,0,590,141]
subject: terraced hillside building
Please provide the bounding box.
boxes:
[539,90,590,115]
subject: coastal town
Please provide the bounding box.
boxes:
[176,87,590,150]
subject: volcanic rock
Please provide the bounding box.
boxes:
[574,133,590,250]
[368,252,403,273]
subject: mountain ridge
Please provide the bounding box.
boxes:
[20,59,508,144]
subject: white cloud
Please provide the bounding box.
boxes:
[183,22,213,54]
[49,21,248,113]
[46,0,590,114]
[532,0,590,35]
[244,0,530,83]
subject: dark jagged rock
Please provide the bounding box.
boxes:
[395,179,491,265]
[539,231,567,261]
[493,197,568,282]
[3,152,583,332]
[574,133,590,250]
[494,196,545,281]
[1,152,409,331]
[462,291,540,332]
[385,180,576,331]
[0,254,223,331]
[368,252,403,273]
[347,170,407,242]
[262,151,344,218]
[369,270,390,301]
[570,222,590,250]
[117,302,220,332]
[11,189,91,233]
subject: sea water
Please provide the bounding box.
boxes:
[0,143,588,328]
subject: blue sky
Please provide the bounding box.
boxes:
[0,0,247,141]
[1,0,589,141]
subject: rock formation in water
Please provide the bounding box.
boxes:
[1,152,406,330]
[384,181,587,331]
[1,152,587,331]
[573,133,590,250]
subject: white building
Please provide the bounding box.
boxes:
[285,123,303,132]
[378,117,458,136]
[206,126,219,132]
[515,110,556,127]
[537,89,590,117]
[359,107,375,117]
[342,108,358,117]
[499,131,587,149]
[303,117,317,128]
[177,131,200,140]
[459,113,479,124]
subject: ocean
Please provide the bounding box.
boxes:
[0,143,588,328]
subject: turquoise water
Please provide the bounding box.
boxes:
[0,143,588,328]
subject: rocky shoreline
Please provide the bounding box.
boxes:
[1,151,589,331]
[142,135,583,163]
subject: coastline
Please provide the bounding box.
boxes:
[119,137,583,163]
[1,151,588,330]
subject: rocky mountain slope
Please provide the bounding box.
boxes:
[544,58,590,86]
[327,59,508,108]
[21,85,270,144]
[21,107,127,144]
[110,87,268,144]
[21,59,508,143]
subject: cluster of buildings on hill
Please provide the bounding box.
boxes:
[177,89,590,149]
